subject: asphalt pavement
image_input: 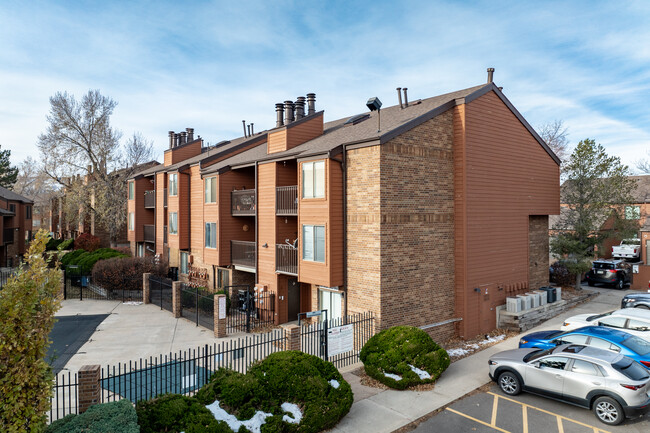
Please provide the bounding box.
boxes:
[47,314,109,374]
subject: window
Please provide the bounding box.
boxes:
[25,230,32,243]
[169,212,178,234]
[205,222,217,248]
[554,334,589,345]
[128,212,135,231]
[137,243,144,257]
[25,205,32,220]
[128,182,134,200]
[217,268,230,290]
[589,337,618,352]
[302,225,325,262]
[205,177,217,203]
[625,205,641,220]
[571,360,600,376]
[628,319,650,332]
[302,161,325,198]
[169,173,178,196]
[599,317,627,329]
[180,252,189,275]
[539,356,569,370]
[9,204,15,213]
[319,289,342,321]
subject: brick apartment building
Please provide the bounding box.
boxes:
[0,186,33,267]
[128,75,560,339]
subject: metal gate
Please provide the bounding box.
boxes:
[180,284,215,330]
[225,285,276,333]
[64,271,143,302]
[149,275,173,312]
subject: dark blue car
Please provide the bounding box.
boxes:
[518,326,650,369]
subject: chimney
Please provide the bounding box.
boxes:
[174,133,180,147]
[403,88,409,107]
[251,123,254,135]
[487,67,494,83]
[247,124,252,137]
[306,93,316,115]
[180,131,187,144]
[284,100,294,125]
[186,128,194,142]
[295,96,306,119]
[242,120,248,137]
[168,131,175,148]
[275,103,284,128]
[396,87,403,108]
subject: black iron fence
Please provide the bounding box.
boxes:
[64,273,144,302]
[276,185,298,215]
[0,268,15,289]
[49,371,78,423]
[148,275,173,313]
[180,284,215,330]
[224,285,275,333]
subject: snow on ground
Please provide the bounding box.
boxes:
[447,334,506,358]
[409,365,431,379]
[329,379,340,389]
[281,403,302,424]
[206,400,272,433]
[383,372,402,381]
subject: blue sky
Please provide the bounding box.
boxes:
[1,0,649,170]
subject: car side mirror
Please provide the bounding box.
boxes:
[534,362,541,368]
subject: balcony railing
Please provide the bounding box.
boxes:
[143,224,155,243]
[3,228,14,244]
[163,189,168,208]
[276,185,298,216]
[144,190,155,209]
[163,225,168,244]
[276,244,298,275]
[231,189,256,216]
[231,240,256,269]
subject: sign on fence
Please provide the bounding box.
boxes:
[218,296,226,319]
[327,324,354,357]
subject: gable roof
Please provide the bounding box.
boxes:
[0,185,33,204]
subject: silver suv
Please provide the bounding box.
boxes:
[488,344,650,425]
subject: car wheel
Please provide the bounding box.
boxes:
[498,371,521,396]
[593,396,624,425]
[587,281,595,287]
[615,278,624,290]
[636,305,650,310]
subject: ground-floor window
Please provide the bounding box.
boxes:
[319,288,342,322]
[217,268,229,289]
[180,251,189,275]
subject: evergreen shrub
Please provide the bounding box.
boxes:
[46,399,139,433]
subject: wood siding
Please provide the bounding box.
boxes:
[257,163,280,321]
[189,166,205,263]
[267,114,324,154]
[217,169,255,266]
[155,173,166,254]
[163,140,202,166]
[128,178,154,243]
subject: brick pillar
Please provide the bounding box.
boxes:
[143,273,151,304]
[214,294,227,338]
[282,324,301,351]
[172,281,181,318]
[78,365,101,413]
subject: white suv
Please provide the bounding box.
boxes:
[561,309,650,342]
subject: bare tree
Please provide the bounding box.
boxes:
[538,120,569,163]
[13,157,58,230]
[635,149,650,174]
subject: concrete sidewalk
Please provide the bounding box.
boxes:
[331,285,628,433]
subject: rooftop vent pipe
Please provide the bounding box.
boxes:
[403,88,409,107]
[251,123,254,135]
[396,87,403,108]
[295,96,305,119]
[284,100,295,125]
[275,103,284,127]
[180,131,187,144]
[168,131,175,148]
[242,120,248,137]
[306,93,316,115]
[487,67,494,83]
[186,128,194,142]
[174,133,180,147]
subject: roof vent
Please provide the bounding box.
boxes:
[344,113,370,125]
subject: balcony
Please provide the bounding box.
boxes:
[276,244,297,276]
[143,224,155,243]
[231,189,256,216]
[144,190,155,209]
[163,225,168,244]
[3,228,14,244]
[276,185,298,216]
[231,240,256,269]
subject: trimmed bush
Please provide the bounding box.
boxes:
[360,326,450,390]
[46,237,63,251]
[137,394,231,433]
[57,238,74,251]
[73,233,100,252]
[62,248,128,275]
[46,399,139,433]
[92,256,168,292]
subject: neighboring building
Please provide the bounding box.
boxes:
[129,75,560,340]
[0,186,33,267]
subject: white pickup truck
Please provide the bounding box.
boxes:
[611,238,641,260]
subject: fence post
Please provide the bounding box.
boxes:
[78,365,101,413]
[143,273,151,304]
[172,281,182,318]
[282,324,301,352]
[214,294,227,338]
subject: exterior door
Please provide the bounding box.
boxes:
[524,356,568,396]
[287,278,300,321]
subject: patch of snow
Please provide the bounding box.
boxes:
[281,402,302,424]
[206,400,272,433]
[447,347,471,357]
[329,379,340,389]
[383,372,402,381]
[447,334,506,358]
[480,335,505,345]
[408,365,431,380]
[123,301,142,305]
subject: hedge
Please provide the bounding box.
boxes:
[92,256,168,292]
[46,237,63,251]
[57,238,74,251]
[360,325,450,390]
[136,394,231,433]
[61,248,128,275]
[46,399,139,433]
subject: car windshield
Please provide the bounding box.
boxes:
[622,335,650,356]
[593,262,615,270]
[524,348,553,363]
[613,357,650,381]
[621,240,639,245]
[586,312,612,322]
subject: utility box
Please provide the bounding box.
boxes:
[533,290,548,306]
[526,292,541,308]
[506,297,522,313]
[517,294,532,310]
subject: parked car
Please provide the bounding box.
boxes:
[622,293,650,310]
[585,259,631,290]
[612,238,641,260]
[561,308,650,341]
[488,344,650,425]
[518,326,650,368]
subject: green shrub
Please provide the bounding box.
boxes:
[57,238,74,251]
[60,249,86,268]
[360,326,450,390]
[46,399,139,433]
[136,394,231,433]
[62,248,128,275]
[46,237,63,251]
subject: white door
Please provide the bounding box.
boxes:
[319,289,342,323]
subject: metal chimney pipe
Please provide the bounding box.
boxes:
[242,120,248,137]
[396,87,403,108]
[284,100,294,124]
[174,133,180,147]
[251,123,254,135]
[180,131,187,144]
[247,124,251,136]
[186,128,194,142]
[487,67,494,83]
[168,131,175,148]
[306,93,316,115]
[295,96,306,119]
[275,103,284,127]
[403,88,409,107]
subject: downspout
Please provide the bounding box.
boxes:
[342,146,348,318]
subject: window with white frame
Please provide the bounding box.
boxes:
[302,161,325,198]
[205,177,217,203]
[169,212,178,234]
[128,181,134,200]
[169,173,178,196]
[137,243,144,257]
[128,212,135,231]
[625,205,641,220]
[319,289,342,321]
[180,251,189,274]
[205,222,217,248]
[302,224,325,262]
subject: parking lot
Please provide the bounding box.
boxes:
[412,383,650,433]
